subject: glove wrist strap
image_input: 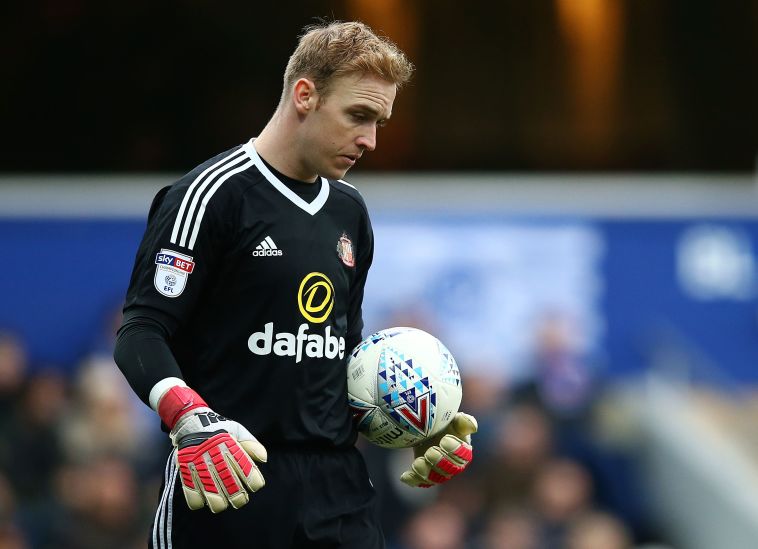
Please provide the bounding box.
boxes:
[158,385,208,430]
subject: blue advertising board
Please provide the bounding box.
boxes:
[1,215,757,384]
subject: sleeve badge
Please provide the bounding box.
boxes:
[154,249,195,297]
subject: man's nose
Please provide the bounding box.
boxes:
[356,126,377,152]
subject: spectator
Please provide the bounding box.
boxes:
[476,507,539,549]
[566,511,633,549]
[477,404,553,511]
[532,458,593,549]
[59,358,159,466]
[0,521,27,549]
[400,502,468,549]
[1,371,66,504]
[47,456,145,549]
[458,371,508,461]
[0,333,28,435]
[512,311,598,432]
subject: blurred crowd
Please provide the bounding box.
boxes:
[361,313,669,549]
[0,317,166,549]
[0,310,671,548]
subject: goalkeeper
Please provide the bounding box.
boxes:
[114,20,476,549]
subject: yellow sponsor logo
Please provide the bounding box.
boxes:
[297,272,334,323]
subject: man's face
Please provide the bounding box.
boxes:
[300,73,397,180]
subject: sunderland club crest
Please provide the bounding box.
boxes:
[337,232,355,267]
[154,249,195,298]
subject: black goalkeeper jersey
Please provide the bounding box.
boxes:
[122,140,374,449]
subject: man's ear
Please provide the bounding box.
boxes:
[292,78,318,115]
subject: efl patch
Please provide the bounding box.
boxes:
[154,249,195,298]
[336,232,355,267]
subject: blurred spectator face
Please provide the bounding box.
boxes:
[55,457,139,529]
[567,512,631,549]
[77,359,132,414]
[0,334,26,395]
[0,522,27,549]
[480,405,552,509]
[497,405,552,468]
[88,458,139,529]
[403,502,466,549]
[535,312,576,356]
[461,373,504,415]
[21,371,66,426]
[483,509,539,549]
[63,360,136,458]
[54,462,95,513]
[532,312,594,417]
[533,459,592,523]
[437,475,485,521]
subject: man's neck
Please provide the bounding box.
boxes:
[254,114,317,183]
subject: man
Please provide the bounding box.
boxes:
[114,20,477,548]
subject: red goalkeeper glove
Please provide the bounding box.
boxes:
[400,412,477,488]
[157,385,267,513]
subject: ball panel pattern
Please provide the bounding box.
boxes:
[347,327,462,448]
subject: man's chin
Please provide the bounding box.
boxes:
[323,167,351,180]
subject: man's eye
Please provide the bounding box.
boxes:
[351,113,366,122]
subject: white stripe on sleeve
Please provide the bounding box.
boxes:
[187,158,254,250]
[170,150,246,246]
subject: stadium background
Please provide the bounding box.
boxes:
[1,2,757,548]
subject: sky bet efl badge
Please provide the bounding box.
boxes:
[154,249,195,297]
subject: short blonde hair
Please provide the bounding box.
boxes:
[282,21,414,100]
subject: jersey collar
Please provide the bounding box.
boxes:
[244,140,329,216]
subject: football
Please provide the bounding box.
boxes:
[347,327,463,448]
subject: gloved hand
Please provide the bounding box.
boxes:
[400,412,477,488]
[158,385,267,513]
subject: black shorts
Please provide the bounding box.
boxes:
[149,445,384,549]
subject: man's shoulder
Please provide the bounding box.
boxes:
[328,178,369,214]
[164,144,264,203]
[187,144,247,177]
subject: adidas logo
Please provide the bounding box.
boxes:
[252,236,283,257]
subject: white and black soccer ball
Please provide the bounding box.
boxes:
[347,327,463,449]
